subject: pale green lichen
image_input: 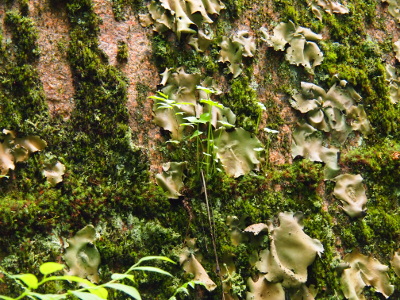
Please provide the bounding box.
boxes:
[146,0,224,43]
[43,161,66,186]
[291,122,340,179]
[260,21,323,72]
[219,30,256,77]
[332,174,367,218]
[64,225,101,283]
[385,64,400,104]
[340,251,394,299]
[391,250,400,277]
[0,129,46,176]
[155,161,186,199]
[179,238,217,291]
[290,80,371,142]
[308,0,349,20]
[214,128,262,177]
[382,0,400,23]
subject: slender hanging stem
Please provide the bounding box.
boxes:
[200,170,225,300]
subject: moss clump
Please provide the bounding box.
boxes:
[220,74,262,132]
[111,0,147,21]
[318,39,399,139]
[116,41,128,64]
[5,11,40,64]
[336,141,400,258]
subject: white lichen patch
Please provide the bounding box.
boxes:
[260,21,323,71]
[340,251,394,299]
[332,174,367,218]
[64,225,101,283]
[43,161,66,186]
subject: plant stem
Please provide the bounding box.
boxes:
[200,170,225,300]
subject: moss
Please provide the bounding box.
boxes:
[318,38,399,139]
[110,0,146,21]
[4,11,39,64]
[220,73,262,132]
[151,33,220,75]
[116,40,128,64]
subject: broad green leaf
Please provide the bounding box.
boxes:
[200,99,223,108]
[85,286,108,299]
[218,121,234,128]
[12,274,38,289]
[149,96,171,102]
[189,130,203,139]
[43,275,94,285]
[39,262,65,275]
[70,291,104,300]
[134,256,175,267]
[199,113,211,123]
[30,292,66,300]
[166,140,180,144]
[180,122,194,128]
[177,287,189,295]
[111,273,135,283]
[157,91,169,98]
[176,102,195,107]
[169,296,177,300]
[131,266,172,277]
[104,283,141,300]
[196,86,216,94]
[0,295,14,300]
[183,116,200,124]
[156,104,173,110]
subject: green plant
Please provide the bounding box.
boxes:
[0,256,175,300]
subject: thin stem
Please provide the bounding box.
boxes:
[200,170,225,300]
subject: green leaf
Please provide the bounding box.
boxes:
[189,130,203,139]
[131,266,172,277]
[218,121,234,128]
[12,274,38,289]
[199,113,211,123]
[183,116,200,124]
[133,256,175,267]
[86,286,108,299]
[70,291,104,300]
[157,91,169,98]
[200,99,223,108]
[176,102,195,107]
[43,275,93,286]
[111,273,135,283]
[39,262,65,276]
[196,86,216,94]
[0,295,15,300]
[30,293,66,300]
[104,283,141,300]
